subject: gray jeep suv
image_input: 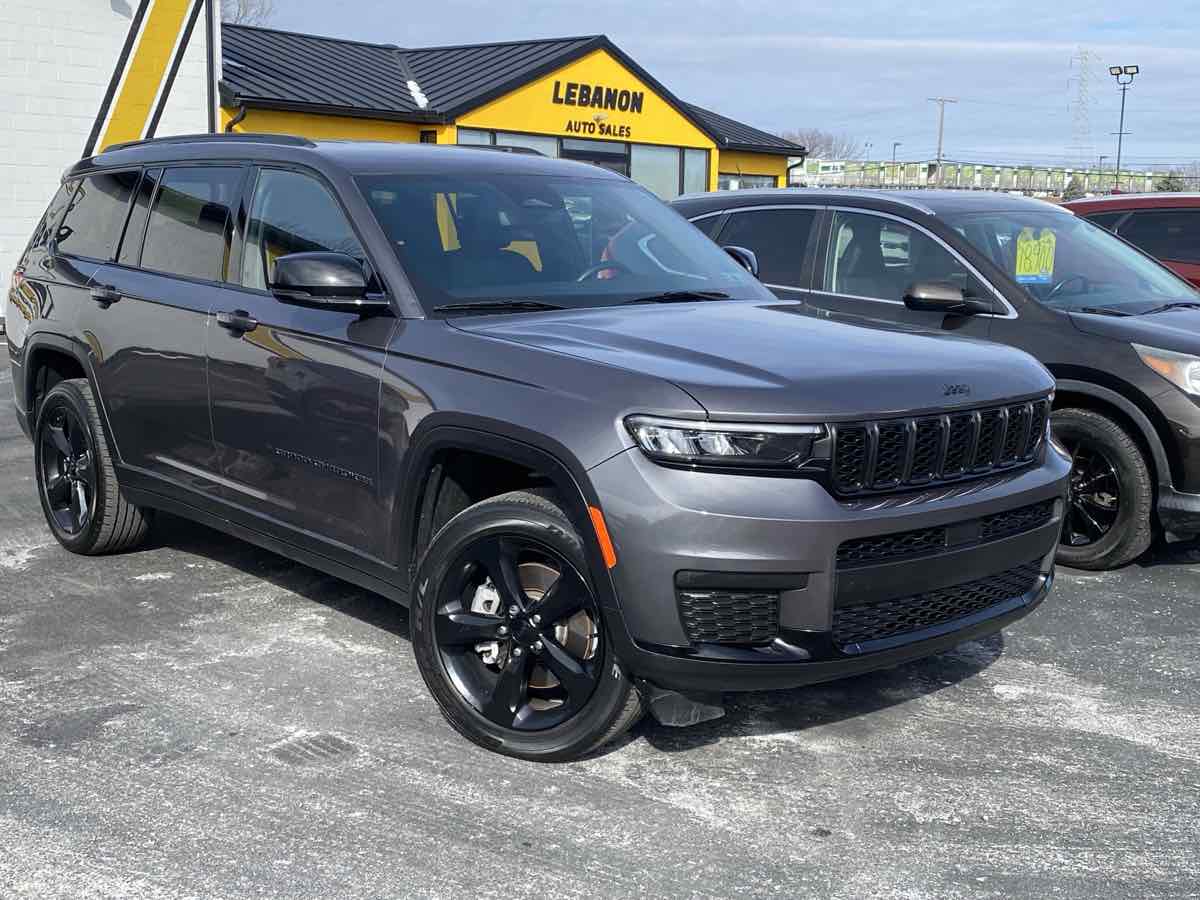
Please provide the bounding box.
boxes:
[7,135,1069,760]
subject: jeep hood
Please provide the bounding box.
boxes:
[451,302,1053,420]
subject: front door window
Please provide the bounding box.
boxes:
[824,210,983,301]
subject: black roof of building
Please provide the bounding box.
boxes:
[220,26,806,157]
[683,103,803,156]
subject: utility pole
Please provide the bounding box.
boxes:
[928,97,957,186]
[1109,65,1138,191]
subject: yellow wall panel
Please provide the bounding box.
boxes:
[457,49,715,151]
[222,107,424,142]
[715,150,788,186]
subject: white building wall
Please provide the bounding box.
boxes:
[0,1,211,313]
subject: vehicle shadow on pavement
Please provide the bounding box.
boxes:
[631,633,1005,755]
[1135,536,1200,569]
[146,512,1004,758]
[146,513,412,638]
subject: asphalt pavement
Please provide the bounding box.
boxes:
[2,345,1198,899]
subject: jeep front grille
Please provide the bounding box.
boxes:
[830,398,1050,496]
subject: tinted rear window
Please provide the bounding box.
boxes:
[117,168,160,267]
[140,167,244,281]
[1118,209,1200,264]
[1084,211,1125,232]
[55,171,139,261]
[21,179,79,267]
[715,208,817,286]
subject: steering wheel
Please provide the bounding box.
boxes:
[1045,273,1091,301]
[576,260,632,282]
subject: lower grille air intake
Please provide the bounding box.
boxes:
[678,589,780,645]
[833,560,1042,650]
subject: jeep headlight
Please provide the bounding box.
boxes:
[625,416,824,471]
[1133,344,1200,396]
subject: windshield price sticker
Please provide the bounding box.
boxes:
[1015,227,1057,284]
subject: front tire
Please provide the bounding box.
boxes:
[1053,407,1152,570]
[34,378,153,555]
[412,490,641,761]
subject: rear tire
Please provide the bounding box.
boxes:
[34,378,153,555]
[411,490,641,761]
[1053,407,1152,570]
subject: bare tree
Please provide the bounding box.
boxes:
[779,128,865,161]
[222,0,275,25]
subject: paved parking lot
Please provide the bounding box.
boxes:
[2,347,1198,899]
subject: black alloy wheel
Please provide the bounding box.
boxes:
[434,534,602,731]
[1061,441,1120,547]
[412,490,642,761]
[38,401,97,536]
[1051,408,1153,570]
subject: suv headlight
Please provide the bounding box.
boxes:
[625,416,824,471]
[1133,344,1200,396]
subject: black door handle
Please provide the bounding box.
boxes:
[90,284,121,307]
[216,309,258,333]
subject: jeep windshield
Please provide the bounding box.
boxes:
[945,209,1200,314]
[356,173,772,312]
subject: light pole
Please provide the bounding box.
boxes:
[892,141,901,186]
[1109,65,1138,192]
[928,97,957,185]
[1098,154,1108,192]
[863,142,873,186]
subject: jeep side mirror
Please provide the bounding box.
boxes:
[270,252,389,312]
[903,280,995,316]
[722,245,759,277]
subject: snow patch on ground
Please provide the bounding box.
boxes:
[132,572,174,582]
[0,532,53,571]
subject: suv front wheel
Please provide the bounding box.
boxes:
[412,490,642,761]
[1053,407,1153,570]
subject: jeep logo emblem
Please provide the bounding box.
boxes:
[943,383,971,397]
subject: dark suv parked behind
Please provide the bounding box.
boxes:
[674,189,1200,569]
[8,137,1068,760]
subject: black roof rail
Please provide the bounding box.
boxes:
[454,144,545,157]
[101,132,317,154]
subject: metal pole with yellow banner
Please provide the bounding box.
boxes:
[83,0,220,156]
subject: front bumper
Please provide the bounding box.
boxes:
[590,443,1071,692]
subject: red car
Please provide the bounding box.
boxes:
[1064,194,1200,288]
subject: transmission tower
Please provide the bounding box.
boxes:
[1067,46,1097,170]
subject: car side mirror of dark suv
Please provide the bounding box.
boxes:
[270,252,389,312]
[903,280,996,316]
[722,245,759,277]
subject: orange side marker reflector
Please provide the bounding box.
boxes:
[588,506,618,569]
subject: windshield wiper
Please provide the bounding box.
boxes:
[433,300,567,314]
[1077,306,1133,317]
[1139,301,1200,315]
[622,290,732,305]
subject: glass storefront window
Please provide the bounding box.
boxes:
[683,148,708,194]
[494,132,559,157]
[457,128,492,145]
[630,144,681,199]
[718,173,777,190]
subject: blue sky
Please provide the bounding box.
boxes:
[265,1,1200,169]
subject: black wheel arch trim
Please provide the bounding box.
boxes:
[1054,378,1172,491]
[395,414,627,616]
[20,332,122,462]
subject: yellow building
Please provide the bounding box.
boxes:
[217,27,804,197]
